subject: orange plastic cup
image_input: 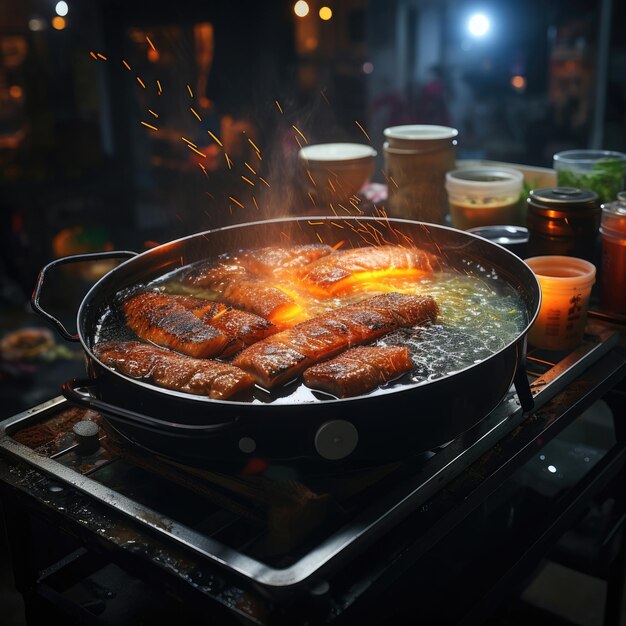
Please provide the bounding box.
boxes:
[525,256,596,351]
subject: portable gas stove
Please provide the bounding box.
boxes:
[1,319,626,625]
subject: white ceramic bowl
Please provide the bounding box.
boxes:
[298,143,377,199]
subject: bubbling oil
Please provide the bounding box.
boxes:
[158,264,527,398]
[376,272,527,382]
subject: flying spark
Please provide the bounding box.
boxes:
[136,76,146,89]
[244,162,256,175]
[247,137,261,154]
[292,125,308,143]
[275,100,283,114]
[156,80,162,95]
[349,199,363,214]
[207,130,223,147]
[241,176,254,186]
[148,109,158,118]
[190,107,202,121]
[89,51,97,60]
[252,196,260,211]
[181,136,198,148]
[97,53,107,60]
[146,36,156,51]
[258,177,270,188]
[122,59,131,71]
[187,145,207,158]
[141,121,158,131]
[225,153,233,169]
[306,170,316,186]
[307,192,316,205]
[198,163,208,177]
[229,196,245,209]
[355,120,370,142]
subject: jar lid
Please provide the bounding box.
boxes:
[528,187,599,208]
[467,225,529,244]
[601,191,626,216]
[384,125,458,141]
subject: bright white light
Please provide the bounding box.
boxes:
[55,1,69,16]
[294,1,309,17]
[548,465,557,474]
[468,13,490,37]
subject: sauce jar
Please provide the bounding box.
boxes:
[445,167,524,230]
[526,187,600,262]
[600,191,626,315]
[383,125,458,224]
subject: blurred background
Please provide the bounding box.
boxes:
[0,0,624,319]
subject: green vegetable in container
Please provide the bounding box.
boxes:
[557,158,626,203]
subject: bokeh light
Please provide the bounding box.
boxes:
[319,6,333,20]
[468,13,490,37]
[294,1,309,18]
[55,1,69,17]
[51,16,66,30]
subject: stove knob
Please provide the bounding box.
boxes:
[73,420,100,455]
[314,420,358,460]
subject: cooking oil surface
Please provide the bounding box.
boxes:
[95,260,528,404]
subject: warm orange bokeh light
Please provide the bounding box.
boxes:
[294,1,309,17]
[9,85,23,99]
[319,6,333,20]
[511,75,526,90]
[51,16,66,30]
[147,48,160,62]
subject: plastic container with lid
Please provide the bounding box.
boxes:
[600,191,626,315]
[444,167,524,230]
[525,255,596,351]
[553,150,626,204]
[383,125,458,224]
[526,187,600,262]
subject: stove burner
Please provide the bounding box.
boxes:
[0,321,624,610]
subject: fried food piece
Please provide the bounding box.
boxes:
[240,244,332,276]
[303,345,413,397]
[184,257,248,291]
[94,341,254,400]
[122,292,231,358]
[233,293,437,389]
[300,245,434,296]
[123,292,276,357]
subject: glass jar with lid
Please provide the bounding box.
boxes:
[600,191,626,315]
[383,125,458,224]
[526,187,601,262]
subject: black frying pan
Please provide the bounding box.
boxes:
[32,216,540,467]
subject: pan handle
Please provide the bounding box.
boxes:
[31,250,138,341]
[513,341,534,413]
[62,378,239,438]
